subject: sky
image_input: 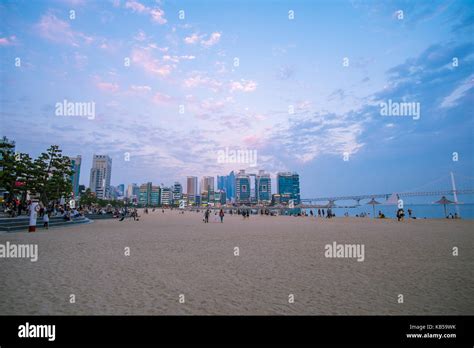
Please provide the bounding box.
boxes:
[0,0,473,199]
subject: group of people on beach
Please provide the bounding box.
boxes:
[203,209,225,223]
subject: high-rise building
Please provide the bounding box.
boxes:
[126,183,140,203]
[139,182,152,206]
[78,185,86,196]
[214,190,227,205]
[256,170,271,203]
[117,184,125,197]
[172,182,183,203]
[249,173,257,203]
[68,155,81,198]
[160,187,172,206]
[217,171,236,202]
[186,176,198,203]
[235,170,250,204]
[151,185,161,206]
[200,176,214,195]
[226,171,236,200]
[277,172,300,204]
[89,155,112,199]
[217,175,226,191]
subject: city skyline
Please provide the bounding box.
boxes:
[1,0,473,199]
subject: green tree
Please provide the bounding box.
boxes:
[79,188,97,206]
[34,145,73,205]
[0,137,18,203]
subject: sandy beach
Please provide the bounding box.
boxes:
[0,211,473,315]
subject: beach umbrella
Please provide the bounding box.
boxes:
[366,198,381,218]
[434,196,454,217]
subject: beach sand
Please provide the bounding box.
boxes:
[0,211,473,315]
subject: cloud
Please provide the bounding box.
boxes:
[131,48,173,76]
[184,32,221,47]
[96,81,119,92]
[230,79,257,92]
[201,32,221,47]
[184,33,203,44]
[153,92,172,104]
[130,85,152,92]
[272,112,366,163]
[184,73,223,92]
[0,35,17,46]
[440,74,474,108]
[125,0,147,13]
[36,12,93,47]
[124,0,167,24]
[150,8,167,25]
[162,54,195,63]
[134,30,147,42]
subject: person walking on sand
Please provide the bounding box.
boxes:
[204,209,209,223]
[219,209,224,223]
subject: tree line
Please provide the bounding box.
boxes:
[0,137,123,208]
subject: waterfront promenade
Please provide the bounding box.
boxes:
[0,210,472,315]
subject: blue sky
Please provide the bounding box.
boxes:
[0,0,473,198]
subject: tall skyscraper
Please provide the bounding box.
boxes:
[117,184,125,197]
[235,170,250,204]
[68,155,81,198]
[161,187,172,206]
[217,171,235,202]
[249,173,257,203]
[277,172,300,204]
[187,176,198,198]
[226,171,236,200]
[200,176,214,195]
[172,182,183,203]
[139,182,152,206]
[89,155,112,199]
[126,183,136,198]
[256,170,271,203]
[151,185,161,206]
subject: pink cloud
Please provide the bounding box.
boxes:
[184,73,223,92]
[230,79,257,92]
[130,85,151,92]
[125,0,147,12]
[97,81,119,93]
[0,35,16,46]
[184,32,221,47]
[36,12,93,47]
[184,33,202,44]
[124,0,167,24]
[150,8,166,24]
[243,135,265,148]
[153,92,172,104]
[131,48,173,76]
[201,32,221,47]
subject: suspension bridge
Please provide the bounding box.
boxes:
[300,172,474,208]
